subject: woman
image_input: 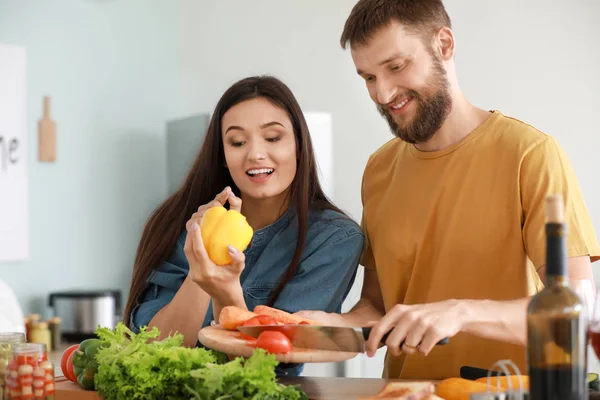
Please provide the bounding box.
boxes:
[123,75,364,376]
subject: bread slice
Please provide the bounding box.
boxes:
[358,382,438,399]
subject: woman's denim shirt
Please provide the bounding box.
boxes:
[130,207,364,377]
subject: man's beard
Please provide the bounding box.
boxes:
[377,57,452,145]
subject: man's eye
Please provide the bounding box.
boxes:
[391,63,407,72]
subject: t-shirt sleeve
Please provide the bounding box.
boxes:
[520,136,600,269]
[359,157,376,270]
[360,212,376,270]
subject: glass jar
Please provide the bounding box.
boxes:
[29,323,52,353]
[5,343,54,400]
[0,333,26,400]
[24,315,41,343]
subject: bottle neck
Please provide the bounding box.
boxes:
[545,222,567,278]
[546,274,569,287]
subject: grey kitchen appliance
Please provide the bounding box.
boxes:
[48,290,121,342]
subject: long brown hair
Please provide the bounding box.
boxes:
[123,75,344,327]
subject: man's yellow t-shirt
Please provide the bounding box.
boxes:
[360,110,600,379]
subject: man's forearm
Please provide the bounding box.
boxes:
[461,297,530,346]
[343,298,386,326]
[462,273,597,346]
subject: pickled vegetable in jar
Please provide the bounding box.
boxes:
[0,333,25,400]
[6,343,54,400]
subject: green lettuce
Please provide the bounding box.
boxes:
[186,349,308,400]
[94,323,220,400]
[92,323,307,400]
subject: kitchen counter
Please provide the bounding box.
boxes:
[281,376,422,399]
[54,376,408,400]
[49,346,600,400]
[51,375,600,400]
[49,343,70,371]
[50,345,407,399]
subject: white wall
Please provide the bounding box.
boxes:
[1,0,599,378]
[0,0,182,312]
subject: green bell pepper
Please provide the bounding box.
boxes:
[72,338,101,390]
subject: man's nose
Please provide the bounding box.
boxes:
[376,78,398,105]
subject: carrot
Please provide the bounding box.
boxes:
[219,306,259,330]
[475,375,529,390]
[435,378,489,400]
[253,305,321,325]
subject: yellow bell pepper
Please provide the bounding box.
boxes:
[200,206,253,265]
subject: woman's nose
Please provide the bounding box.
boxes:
[247,142,267,161]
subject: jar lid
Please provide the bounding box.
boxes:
[0,332,26,345]
[12,343,46,356]
[27,314,41,321]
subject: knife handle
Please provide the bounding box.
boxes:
[362,327,449,347]
[460,365,500,380]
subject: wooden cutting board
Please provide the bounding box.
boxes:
[55,377,101,400]
[198,325,359,363]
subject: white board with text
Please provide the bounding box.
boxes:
[0,44,28,262]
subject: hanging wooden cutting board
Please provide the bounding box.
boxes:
[38,96,56,162]
[198,325,359,363]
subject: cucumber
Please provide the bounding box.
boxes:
[588,372,599,391]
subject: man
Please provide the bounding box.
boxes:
[297,0,600,379]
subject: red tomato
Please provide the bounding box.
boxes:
[240,315,278,340]
[60,344,79,382]
[255,330,293,354]
[244,315,278,326]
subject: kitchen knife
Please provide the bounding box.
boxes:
[460,365,502,380]
[237,324,449,353]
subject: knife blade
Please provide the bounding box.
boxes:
[237,324,449,353]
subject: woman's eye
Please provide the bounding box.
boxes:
[266,137,281,143]
[230,141,245,147]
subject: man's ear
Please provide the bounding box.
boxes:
[435,26,455,61]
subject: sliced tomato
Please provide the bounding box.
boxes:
[240,315,278,340]
[60,344,79,382]
[65,348,78,382]
[255,330,293,354]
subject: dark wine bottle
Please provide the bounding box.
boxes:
[527,194,588,400]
